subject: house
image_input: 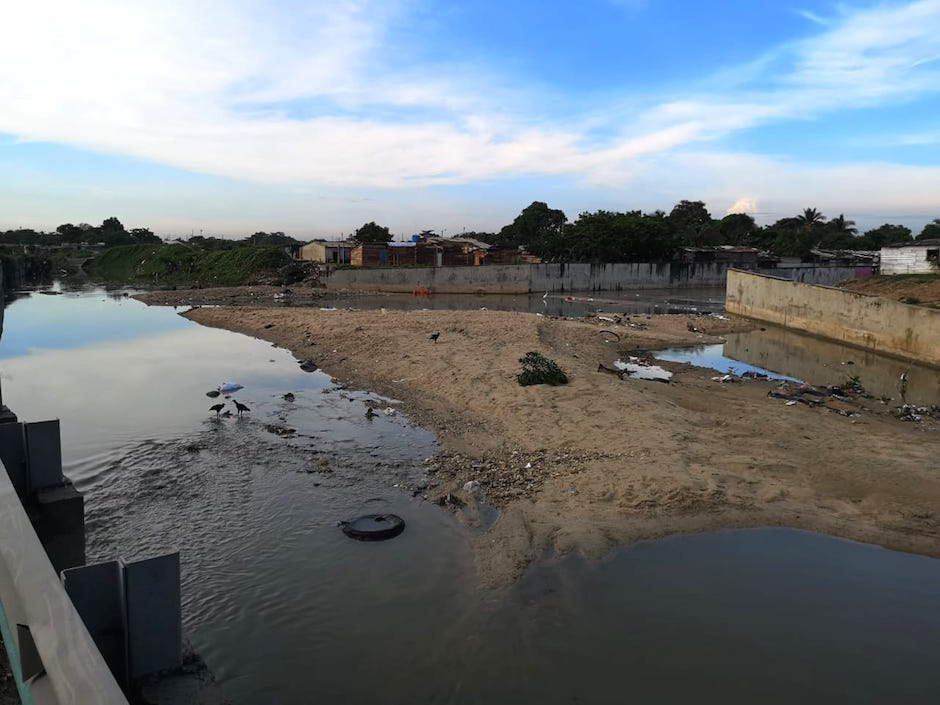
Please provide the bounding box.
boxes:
[350,243,388,266]
[295,240,356,265]
[676,246,759,265]
[880,240,940,275]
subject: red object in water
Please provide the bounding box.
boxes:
[565,295,574,301]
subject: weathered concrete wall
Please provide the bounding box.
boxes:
[326,262,862,293]
[726,270,940,368]
[326,264,529,293]
[530,262,730,291]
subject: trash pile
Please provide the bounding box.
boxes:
[894,404,940,423]
[768,381,868,416]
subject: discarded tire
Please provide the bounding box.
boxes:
[340,514,405,541]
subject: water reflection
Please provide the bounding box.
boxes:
[657,324,940,405]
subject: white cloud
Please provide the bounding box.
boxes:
[726,198,758,216]
[1,0,940,192]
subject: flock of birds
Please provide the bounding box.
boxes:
[209,399,250,417]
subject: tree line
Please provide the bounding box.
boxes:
[457,202,939,262]
[6,206,939,264]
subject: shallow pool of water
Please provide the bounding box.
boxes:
[2,290,938,704]
[655,324,940,406]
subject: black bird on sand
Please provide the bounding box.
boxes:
[210,403,225,417]
[233,400,250,416]
[429,332,440,343]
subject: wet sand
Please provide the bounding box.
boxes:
[181,305,940,586]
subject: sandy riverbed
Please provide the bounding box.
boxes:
[179,304,940,586]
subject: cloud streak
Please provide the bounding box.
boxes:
[2,0,940,193]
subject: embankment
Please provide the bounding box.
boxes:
[325,262,862,293]
[726,270,940,368]
[91,243,294,287]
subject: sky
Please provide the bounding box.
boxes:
[2,0,940,239]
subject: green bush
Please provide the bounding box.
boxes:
[91,243,290,286]
[516,351,568,386]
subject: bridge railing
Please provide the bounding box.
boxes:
[0,458,129,705]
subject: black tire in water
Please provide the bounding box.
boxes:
[340,514,406,541]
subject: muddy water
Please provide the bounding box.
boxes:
[328,287,727,317]
[2,290,939,704]
[657,323,940,406]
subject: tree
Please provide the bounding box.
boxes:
[828,214,857,236]
[353,221,393,244]
[714,213,758,245]
[858,224,911,249]
[565,210,677,262]
[668,200,713,246]
[55,223,84,243]
[100,217,126,234]
[129,227,161,244]
[917,218,940,241]
[816,214,859,249]
[797,208,826,230]
[497,201,567,259]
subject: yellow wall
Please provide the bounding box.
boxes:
[726,270,940,368]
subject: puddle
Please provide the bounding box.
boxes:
[655,324,940,405]
[654,343,802,382]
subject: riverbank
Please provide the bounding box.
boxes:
[183,305,940,586]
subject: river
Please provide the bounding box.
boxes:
[1,288,938,704]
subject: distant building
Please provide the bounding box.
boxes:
[295,240,356,264]
[880,240,940,275]
[676,246,759,265]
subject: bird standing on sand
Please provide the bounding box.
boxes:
[429,332,440,343]
[233,400,250,416]
[210,403,225,417]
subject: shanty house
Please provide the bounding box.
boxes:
[880,240,940,275]
[295,240,356,264]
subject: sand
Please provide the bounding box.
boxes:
[179,303,940,586]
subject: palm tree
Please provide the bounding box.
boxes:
[829,214,858,236]
[798,208,826,230]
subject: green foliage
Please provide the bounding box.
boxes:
[497,201,567,259]
[714,213,758,245]
[668,200,714,246]
[91,243,290,286]
[516,352,568,387]
[917,218,940,241]
[354,221,393,243]
[858,224,912,249]
[565,210,676,262]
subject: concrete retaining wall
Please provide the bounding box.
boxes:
[726,270,940,368]
[326,262,863,293]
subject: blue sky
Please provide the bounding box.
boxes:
[2,0,940,239]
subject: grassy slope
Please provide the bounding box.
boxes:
[91,243,291,287]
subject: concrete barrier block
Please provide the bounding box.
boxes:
[0,422,27,498]
[62,560,128,687]
[24,420,63,492]
[125,553,182,679]
[34,483,85,572]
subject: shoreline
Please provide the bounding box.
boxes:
[180,304,940,586]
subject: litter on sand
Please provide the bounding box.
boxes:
[218,382,243,393]
[614,357,673,383]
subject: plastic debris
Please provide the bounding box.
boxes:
[218,382,243,393]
